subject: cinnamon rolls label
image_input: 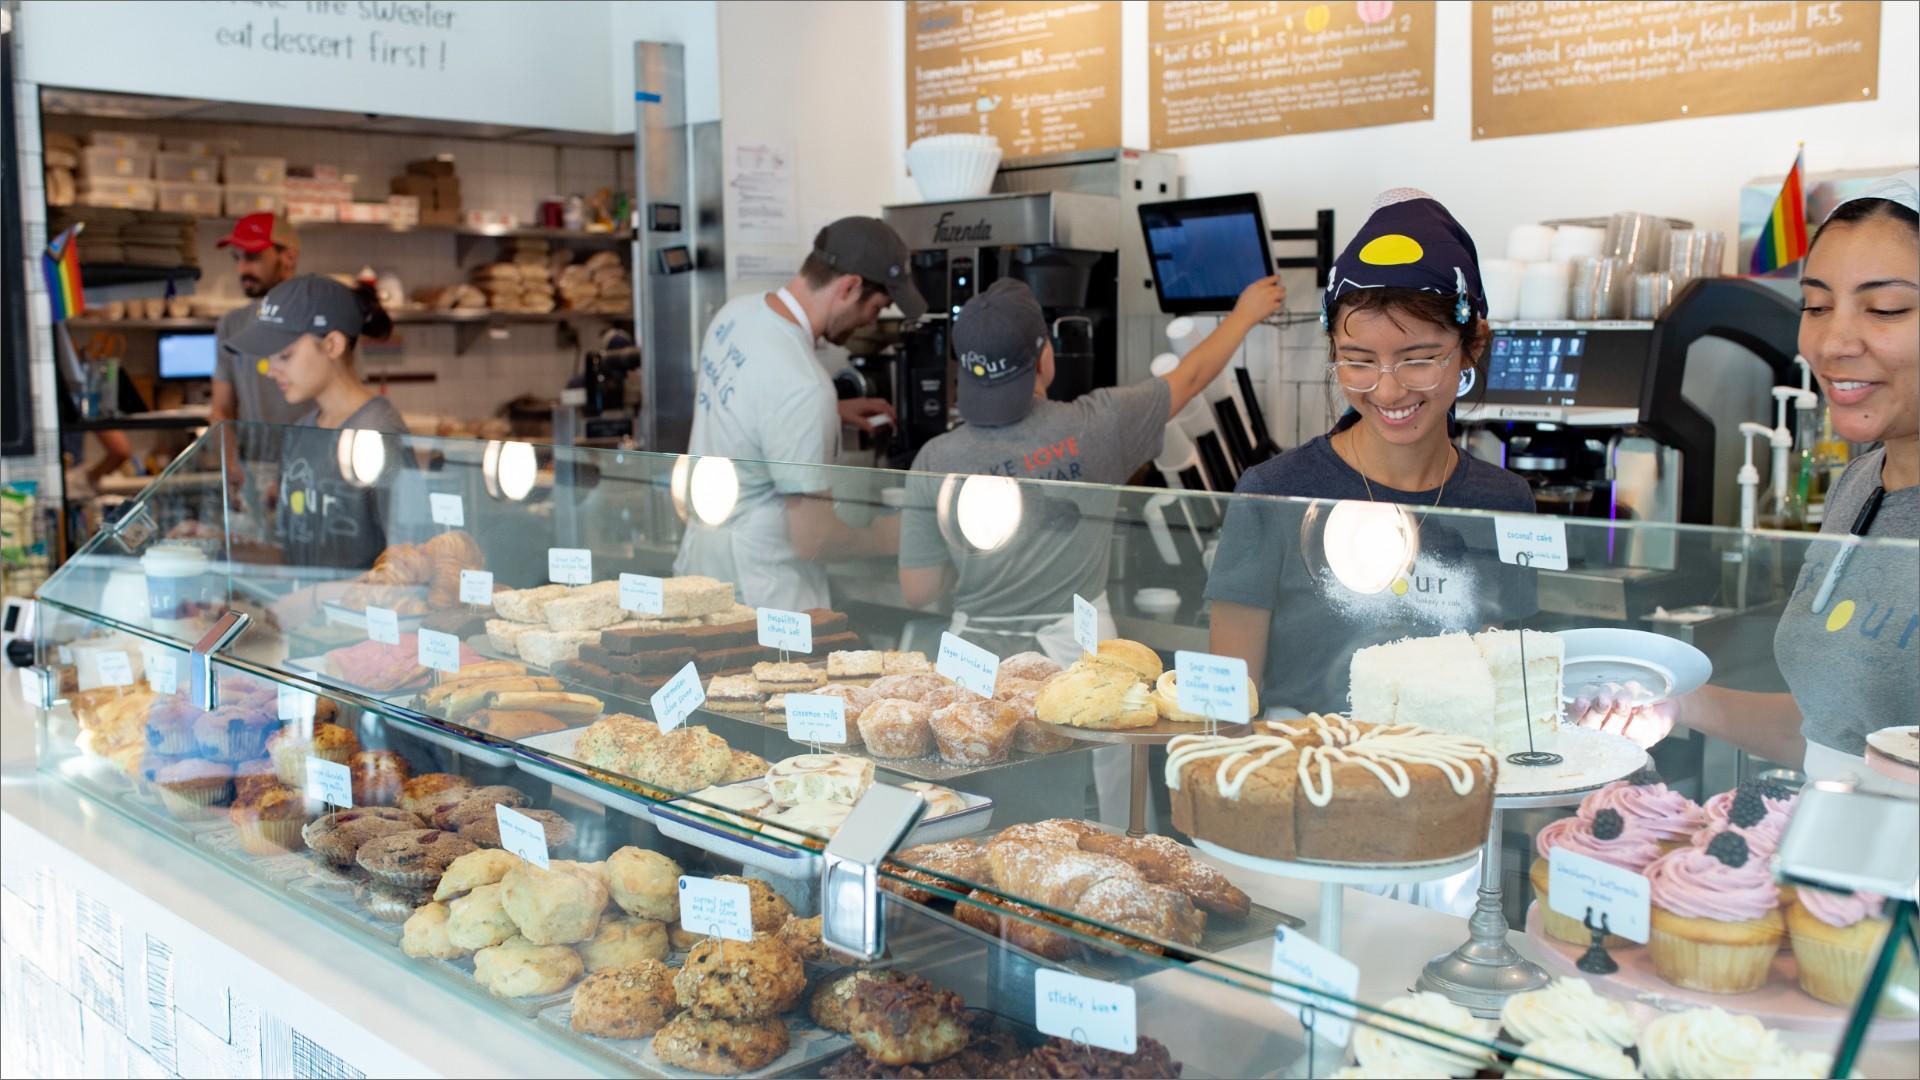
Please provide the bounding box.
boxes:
[784,695,848,745]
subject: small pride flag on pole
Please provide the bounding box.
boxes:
[1749,146,1809,275]
[41,223,86,321]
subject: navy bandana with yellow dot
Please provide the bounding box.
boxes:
[1322,188,1486,330]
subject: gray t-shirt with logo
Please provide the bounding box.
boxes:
[1773,447,1919,757]
[900,379,1170,631]
[216,302,308,457]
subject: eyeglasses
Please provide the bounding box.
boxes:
[1333,347,1459,393]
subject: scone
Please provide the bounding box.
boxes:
[856,699,934,759]
[500,860,608,945]
[1086,638,1163,681]
[446,882,519,950]
[602,847,683,921]
[472,934,584,998]
[401,901,467,960]
[570,960,679,1039]
[1035,664,1155,730]
[629,727,732,793]
[714,874,795,931]
[844,973,969,1066]
[929,700,1020,766]
[578,915,670,972]
[573,714,661,773]
[723,749,770,784]
[652,1013,790,1074]
[672,934,806,1019]
[809,969,904,1032]
[766,753,875,806]
[433,848,523,901]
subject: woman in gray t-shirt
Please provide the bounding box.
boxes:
[1580,177,1918,787]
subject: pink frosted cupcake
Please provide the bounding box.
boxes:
[1787,889,1919,1014]
[1578,779,1705,851]
[1530,808,1665,946]
[1694,781,1796,855]
[1647,832,1783,994]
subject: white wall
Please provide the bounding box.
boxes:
[608,1,721,129]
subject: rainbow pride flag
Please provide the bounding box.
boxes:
[1750,148,1809,275]
[41,224,85,321]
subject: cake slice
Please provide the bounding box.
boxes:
[881,650,932,675]
[702,603,758,626]
[660,576,734,618]
[491,583,571,623]
[753,661,826,696]
[542,581,624,631]
[704,674,764,713]
[826,650,882,685]
[485,618,539,655]
[1473,629,1564,752]
[515,629,603,669]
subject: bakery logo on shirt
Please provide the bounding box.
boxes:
[1795,552,1919,652]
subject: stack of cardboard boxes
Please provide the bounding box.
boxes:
[390,157,462,228]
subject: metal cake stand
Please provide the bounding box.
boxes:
[1414,726,1648,1017]
[1196,841,1480,955]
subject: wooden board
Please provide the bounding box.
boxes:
[906,1,1122,156]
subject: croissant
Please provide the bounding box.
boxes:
[1075,832,1252,918]
[427,560,463,609]
[421,529,482,567]
[985,839,1203,948]
[365,543,434,586]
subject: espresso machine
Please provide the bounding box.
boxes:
[879,149,1179,464]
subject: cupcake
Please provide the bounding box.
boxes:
[232,758,281,805]
[1646,832,1783,994]
[349,750,411,807]
[1787,888,1918,1015]
[142,696,201,754]
[1506,1037,1641,1079]
[267,722,360,790]
[1497,977,1637,1052]
[193,705,279,761]
[1638,1007,1793,1078]
[1693,782,1796,858]
[153,759,234,820]
[1578,778,1705,851]
[229,784,308,855]
[1350,992,1498,1077]
[1531,808,1664,946]
[128,749,186,799]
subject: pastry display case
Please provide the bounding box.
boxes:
[24,422,1918,1078]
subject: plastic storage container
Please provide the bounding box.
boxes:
[79,146,152,179]
[87,130,161,154]
[161,137,237,156]
[155,152,218,184]
[156,181,222,216]
[223,185,284,216]
[78,178,157,210]
[223,155,288,187]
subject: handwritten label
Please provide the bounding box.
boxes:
[651,661,705,733]
[678,875,754,942]
[95,649,134,688]
[1073,594,1098,656]
[1548,848,1651,943]
[365,605,400,645]
[458,569,494,606]
[417,629,461,674]
[1175,650,1249,722]
[495,804,551,868]
[785,694,847,744]
[428,492,464,528]
[1495,515,1570,572]
[547,547,592,586]
[756,607,812,653]
[619,573,664,615]
[1270,926,1361,1046]
[936,632,1000,697]
[307,758,352,809]
[1034,969,1135,1054]
[277,685,317,723]
[141,645,179,695]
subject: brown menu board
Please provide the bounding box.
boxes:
[1473,2,1881,140]
[1149,1,1436,148]
[906,1,1122,157]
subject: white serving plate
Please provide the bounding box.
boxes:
[650,779,995,879]
[1557,628,1711,704]
[1866,724,1920,768]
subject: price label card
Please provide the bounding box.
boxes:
[547,547,592,585]
[365,606,400,645]
[495,804,551,868]
[1034,969,1135,1054]
[57,644,72,666]
[307,758,353,809]
[139,645,178,695]
[936,632,1000,697]
[678,875,754,942]
[1073,594,1099,656]
[1494,515,1570,571]
[458,569,494,606]
[277,685,317,723]
[95,649,134,688]
[756,607,812,653]
[619,573,664,615]
[418,629,461,674]
[1175,650,1249,722]
[428,492,465,528]
[784,694,847,744]
[1548,848,1651,943]
[651,662,705,733]
[1270,926,1361,1046]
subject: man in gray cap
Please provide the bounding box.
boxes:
[674,216,927,610]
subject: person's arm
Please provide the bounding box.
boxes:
[1159,275,1286,418]
[1209,599,1273,691]
[785,493,900,561]
[209,377,239,426]
[1575,683,1807,765]
[898,563,952,608]
[83,430,133,487]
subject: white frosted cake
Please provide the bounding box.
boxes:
[1348,630,1562,755]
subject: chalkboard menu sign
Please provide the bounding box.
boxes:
[906,1,1122,157]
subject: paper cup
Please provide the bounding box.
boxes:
[140,544,210,636]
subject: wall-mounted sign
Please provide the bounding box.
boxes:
[1149,1,1436,149]
[907,1,1122,157]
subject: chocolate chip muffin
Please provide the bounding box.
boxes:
[355,828,479,888]
[672,934,807,1020]
[652,1013,790,1074]
[302,806,424,866]
[570,960,679,1039]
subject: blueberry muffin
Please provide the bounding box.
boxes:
[354,828,478,888]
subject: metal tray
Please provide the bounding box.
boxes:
[536,1000,852,1079]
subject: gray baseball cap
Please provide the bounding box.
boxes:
[813,216,927,319]
[953,279,1049,427]
[226,274,365,357]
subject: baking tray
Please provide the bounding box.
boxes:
[192,822,327,883]
[648,779,995,879]
[513,727,652,811]
[535,999,851,1079]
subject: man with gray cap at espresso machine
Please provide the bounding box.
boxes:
[674,217,926,611]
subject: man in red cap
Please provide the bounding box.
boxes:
[211,213,303,497]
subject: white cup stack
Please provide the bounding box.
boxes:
[1549,225,1607,264]
[1519,262,1573,321]
[1481,259,1526,322]
[1506,224,1556,263]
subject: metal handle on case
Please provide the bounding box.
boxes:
[188,610,251,710]
[22,666,62,709]
[820,784,929,962]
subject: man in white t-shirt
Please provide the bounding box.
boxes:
[673,217,926,609]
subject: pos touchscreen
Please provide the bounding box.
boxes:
[1139,193,1273,314]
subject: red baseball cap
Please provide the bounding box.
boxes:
[216,212,299,254]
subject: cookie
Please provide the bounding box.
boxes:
[302,807,424,867]
[672,934,806,1020]
[570,960,679,1039]
[652,1013,790,1074]
[355,829,479,888]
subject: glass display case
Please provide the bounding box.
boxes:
[26,421,1918,1078]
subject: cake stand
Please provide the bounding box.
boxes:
[1041,719,1249,837]
[1414,726,1649,1018]
[1195,840,1479,955]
